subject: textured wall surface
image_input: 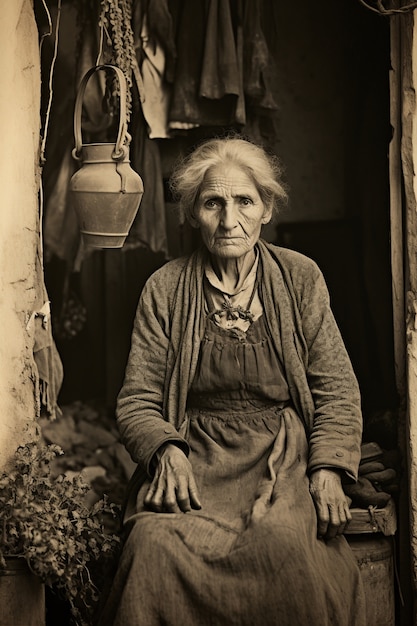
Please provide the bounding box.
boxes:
[0,0,41,470]
[395,10,417,622]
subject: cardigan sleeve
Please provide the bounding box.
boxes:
[116,270,189,476]
[296,261,362,480]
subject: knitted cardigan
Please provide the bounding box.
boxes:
[117,240,362,497]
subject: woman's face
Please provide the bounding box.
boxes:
[193,164,272,261]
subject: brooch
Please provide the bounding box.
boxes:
[220,297,255,323]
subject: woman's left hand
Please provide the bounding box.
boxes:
[309,469,351,540]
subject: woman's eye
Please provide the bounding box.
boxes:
[240,197,253,207]
[204,199,219,209]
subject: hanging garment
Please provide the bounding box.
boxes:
[167,0,244,127]
[243,0,277,110]
[133,0,176,67]
[43,146,80,266]
[199,0,245,124]
[133,0,178,137]
[31,258,63,420]
[125,104,168,255]
[139,19,171,139]
[33,302,64,420]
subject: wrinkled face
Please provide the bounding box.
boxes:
[193,164,272,260]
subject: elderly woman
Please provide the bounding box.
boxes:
[99,137,365,626]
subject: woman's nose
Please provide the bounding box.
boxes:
[220,203,238,230]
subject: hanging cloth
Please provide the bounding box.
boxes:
[139,18,171,139]
[167,0,244,127]
[199,0,245,125]
[133,0,177,138]
[125,103,169,255]
[30,257,64,420]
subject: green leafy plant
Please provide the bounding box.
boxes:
[0,442,120,625]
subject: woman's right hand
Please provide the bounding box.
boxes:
[144,443,202,513]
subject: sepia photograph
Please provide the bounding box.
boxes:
[0,1,415,624]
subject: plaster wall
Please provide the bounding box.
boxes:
[0,0,41,470]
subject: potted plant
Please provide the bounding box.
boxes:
[0,442,120,626]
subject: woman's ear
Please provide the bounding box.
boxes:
[186,203,200,229]
[188,212,200,229]
[261,204,273,225]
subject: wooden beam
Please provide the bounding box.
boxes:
[390,11,406,398]
[398,9,417,623]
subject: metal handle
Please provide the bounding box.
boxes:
[72,64,128,161]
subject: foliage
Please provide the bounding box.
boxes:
[0,442,121,625]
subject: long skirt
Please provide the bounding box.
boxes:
[98,404,366,626]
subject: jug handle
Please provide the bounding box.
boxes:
[72,64,128,162]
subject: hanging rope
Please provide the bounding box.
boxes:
[40,0,62,165]
[39,0,52,54]
[38,0,62,266]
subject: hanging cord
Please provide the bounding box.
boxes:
[358,0,417,15]
[96,23,104,66]
[96,22,113,66]
[39,0,52,55]
[38,0,62,266]
[40,0,62,165]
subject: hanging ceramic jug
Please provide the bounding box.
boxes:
[70,64,144,248]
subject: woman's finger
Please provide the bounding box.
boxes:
[144,479,157,506]
[335,504,348,536]
[325,504,340,539]
[164,479,182,513]
[316,503,329,539]
[337,501,352,535]
[174,468,192,512]
[188,473,202,510]
[147,481,166,512]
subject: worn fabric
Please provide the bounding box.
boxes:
[189,316,289,402]
[32,261,63,420]
[117,240,362,493]
[243,0,277,110]
[139,19,171,139]
[125,104,168,255]
[99,312,365,625]
[101,409,365,626]
[33,310,63,420]
[167,0,244,127]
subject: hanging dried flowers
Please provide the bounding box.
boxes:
[74,0,145,126]
[96,0,139,123]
